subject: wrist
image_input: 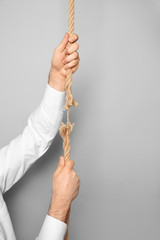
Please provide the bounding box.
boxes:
[48,198,70,223]
[48,70,66,92]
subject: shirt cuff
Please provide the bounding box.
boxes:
[36,215,67,240]
[41,83,66,124]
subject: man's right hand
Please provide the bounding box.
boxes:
[48,156,80,222]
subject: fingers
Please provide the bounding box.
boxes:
[66,159,75,169]
[69,33,79,43]
[58,156,65,168]
[61,33,79,73]
[64,57,79,70]
[65,42,79,55]
[64,51,79,64]
[57,33,79,53]
[57,32,69,53]
[64,47,80,71]
[71,63,79,74]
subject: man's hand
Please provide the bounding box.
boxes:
[48,156,80,222]
[48,32,80,92]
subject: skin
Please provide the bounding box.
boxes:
[47,33,80,222]
[48,156,80,222]
[48,32,80,92]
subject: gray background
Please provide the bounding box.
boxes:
[0,0,160,239]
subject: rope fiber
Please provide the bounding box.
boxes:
[59,0,78,239]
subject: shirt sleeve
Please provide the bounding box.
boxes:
[35,215,67,240]
[0,83,66,194]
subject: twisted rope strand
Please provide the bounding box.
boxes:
[59,0,78,239]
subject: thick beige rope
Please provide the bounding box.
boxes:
[64,0,78,113]
[59,0,78,239]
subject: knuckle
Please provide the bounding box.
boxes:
[72,169,76,176]
[73,60,77,65]
[75,43,79,49]
[74,52,78,58]
[66,159,74,167]
[66,160,71,167]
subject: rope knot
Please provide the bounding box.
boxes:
[59,121,75,163]
[59,121,75,139]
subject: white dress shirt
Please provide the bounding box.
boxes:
[0,83,67,240]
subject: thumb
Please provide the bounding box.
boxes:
[57,32,69,52]
[54,156,65,177]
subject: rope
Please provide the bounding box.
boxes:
[59,0,78,239]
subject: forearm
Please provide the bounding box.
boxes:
[48,71,66,92]
[48,196,70,223]
[35,193,69,240]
